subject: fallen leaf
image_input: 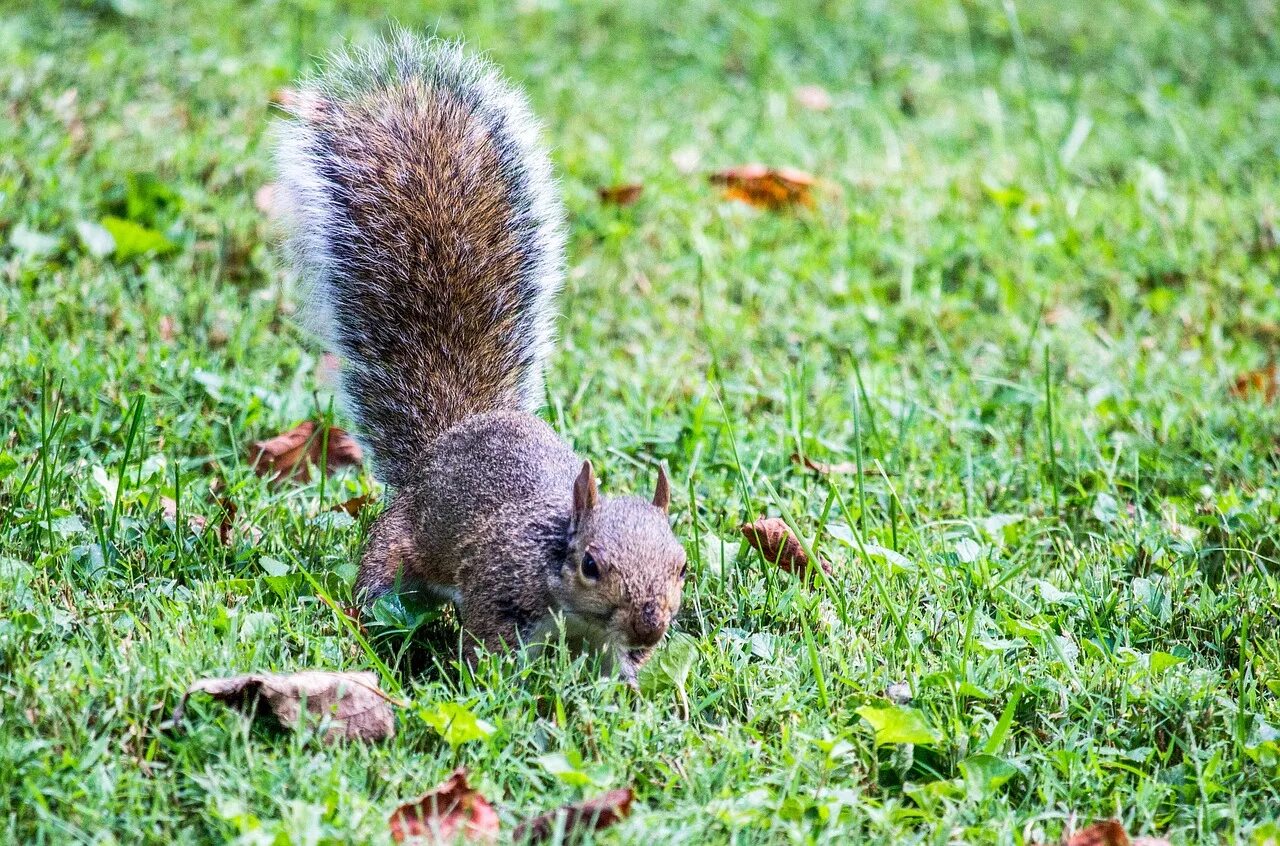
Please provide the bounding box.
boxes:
[390,768,500,845]
[1230,363,1278,403]
[709,164,815,210]
[170,670,396,743]
[331,494,374,516]
[740,517,831,579]
[790,452,885,476]
[160,496,208,535]
[597,184,643,206]
[1064,820,1171,846]
[514,788,634,844]
[793,84,832,111]
[254,183,278,218]
[250,420,363,483]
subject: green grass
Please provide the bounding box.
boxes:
[3,0,1280,843]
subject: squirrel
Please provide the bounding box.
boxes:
[273,31,687,683]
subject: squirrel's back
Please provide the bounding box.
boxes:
[275,32,565,487]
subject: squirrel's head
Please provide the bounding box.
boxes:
[557,461,686,652]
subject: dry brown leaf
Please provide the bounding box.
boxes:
[740,517,831,579]
[1066,821,1129,846]
[250,420,363,483]
[170,670,396,743]
[794,84,832,111]
[160,496,208,535]
[1063,820,1171,846]
[331,494,374,517]
[790,452,884,477]
[514,788,634,844]
[709,164,816,210]
[597,184,643,206]
[1230,362,1278,403]
[390,768,500,845]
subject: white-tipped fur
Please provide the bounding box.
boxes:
[272,30,566,483]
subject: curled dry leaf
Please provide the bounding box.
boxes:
[740,517,831,579]
[709,164,816,210]
[250,420,363,483]
[514,788,634,844]
[169,670,396,743]
[597,184,643,206]
[1066,820,1129,846]
[331,494,374,517]
[1230,363,1278,403]
[790,452,885,477]
[1064,820,1171,846]
[793,84,832,111]
[390,768,500,845]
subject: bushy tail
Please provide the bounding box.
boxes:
[274,31,565,488]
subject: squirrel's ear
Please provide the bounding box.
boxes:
[652,465,671,513]
[573,460,599,519]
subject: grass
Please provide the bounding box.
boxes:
[3,0,1280,842]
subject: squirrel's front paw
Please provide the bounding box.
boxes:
[615,647,653,690]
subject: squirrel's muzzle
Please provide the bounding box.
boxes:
[628,600,669,647]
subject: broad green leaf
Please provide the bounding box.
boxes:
[639,631,699,695]
[536,750,611,788]
[1148,651,1187,674]
[419,701,496,747]
[959,753,1018,796]
[100,216,174,259]
[856,703,940,747]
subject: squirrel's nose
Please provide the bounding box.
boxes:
[630,600,668,647]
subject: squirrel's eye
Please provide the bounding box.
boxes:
[679,561,688,580]
[580,552,600,581]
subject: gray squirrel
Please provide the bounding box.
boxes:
[273,31,686,683]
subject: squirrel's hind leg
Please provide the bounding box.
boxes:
[355,493,438,611]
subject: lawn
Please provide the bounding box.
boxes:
[3,0,1280,843]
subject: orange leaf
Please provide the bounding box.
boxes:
[514,788,634,844]
[740,517,831,579]
[597,184,643,206]
[1230,363,1278,402]
[331,494,374,517]
[250,420,363,483]
[389,768,499,845]
[709,164,816,210]
[1066,821,1129,846]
